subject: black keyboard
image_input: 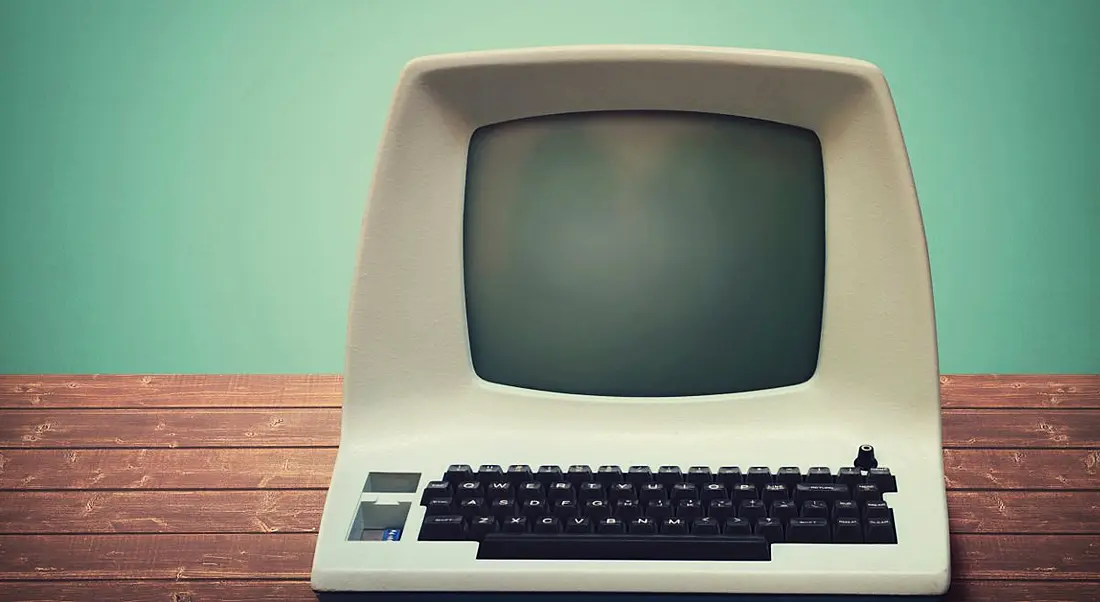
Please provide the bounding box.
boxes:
[418,463,898,560]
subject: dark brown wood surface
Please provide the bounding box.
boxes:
[0,374,1097,601]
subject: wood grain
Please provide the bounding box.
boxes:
[0,409,341,448]
[3,448,1096,491]
[4,408,1098,449]
[940,375,1100,409]
[0,448,336,490]
[0,580,1097,602]
[0,491,325,534]
[0,533,1096,580]
[943,449,1100,490]
[3,374,1096,410]
[1,490,1095,535]
[0,375,342,409]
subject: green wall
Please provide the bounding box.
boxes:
[1,0,1097,374]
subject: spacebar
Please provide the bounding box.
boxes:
[477,534,770,561]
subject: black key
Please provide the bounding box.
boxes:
[507,464,533,485]
[445,464,473,485]
[834,517,863,543]
[425,498,453,516]
[597,517,625,534]
[671,482,697,502]
[626,465,652,486]
[770,500,798,523]
[865,517,897,543]
[486,481,512,500]
[701,483,727,502]
[629,517,658,534]
[747,467,772,488]
[420,481,451,505]
[609,482,635,502]
[801,500,829,519]
[732,483,758,502]
[863,500,891,520]
[597,465,623,486]
[756,517,784,543]
[788,518,831,543]
[836,467,863,488]
[584,499,610,520]
[548,481,575,503]
[807,467,832,483]
[708,499,735,522]
[833,499,860,520]
[867,468,897,493]
[687,466,713,485]
[739,499,767,522]
[693,517,720,535]
[717,466,743,486]
[646,499,672,520]
[521,498,546,520]
[567,465,592,486]
[615,499,641,521]
[501,515,528,533]
[419,515,465,540]
[777,467,802,487]
[477,533,771,561]
[794,483,851,505]
[678,499,703,521]
[762,483,789,503]
[537,465,563,485]
[657,466,683,486]
[855,484,882,503]
[534,516,561,534]
[553,499,578,520]
[640,482,667,503]
[458,497,486,519]
[661,517,689,534]
[468,515,497,540]
[490,498,514,520]
[518,481,544,502]
[723,517,751,535]
[477,464,505,483]
[456,480,482,499]
[564,516,590,533]
[578,482,605,502]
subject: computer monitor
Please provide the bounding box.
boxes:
[312,46,949,598]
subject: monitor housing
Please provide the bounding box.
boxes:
[312,45,949,597]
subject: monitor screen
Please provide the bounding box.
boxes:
[462,111,825,397]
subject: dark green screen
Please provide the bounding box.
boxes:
[463,111,825,397]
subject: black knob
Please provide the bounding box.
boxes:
[854,444,878,471]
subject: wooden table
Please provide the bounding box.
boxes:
[0,374,1097,601]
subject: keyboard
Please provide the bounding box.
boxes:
[418,463,898,561]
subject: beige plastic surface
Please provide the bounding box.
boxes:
[312,45,949,596]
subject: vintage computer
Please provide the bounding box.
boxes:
[311,45,950,598]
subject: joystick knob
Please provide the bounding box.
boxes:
[854,444,878,471]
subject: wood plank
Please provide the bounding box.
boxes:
[0,534,1096,580]
[3,408,1099,449]
[947,492,1100,533]
[0,409,341,448]
[942,409,1100,448]
[0,448,336,490]
[0,375,342,409]
[1,490,1095,535]
[0,491,325,534]
[0,580,1097,602]
[940,374,1100,409]
[2,448,1097,491]
[943,449,1100,490]
[3,374,1096,410]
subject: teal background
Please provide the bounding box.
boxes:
[1,0,1097,374]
